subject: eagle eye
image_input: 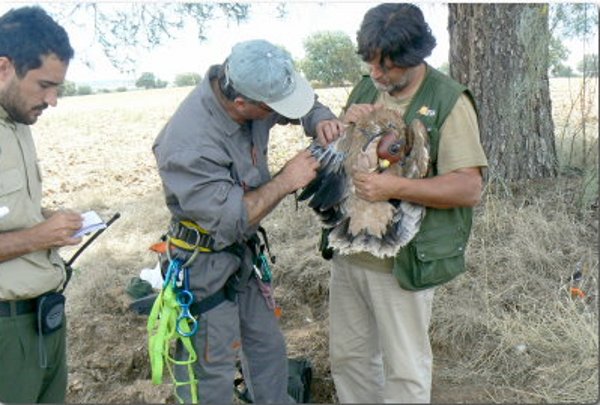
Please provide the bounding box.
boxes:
[388,143,401,155]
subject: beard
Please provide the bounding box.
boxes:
[0,77,46,125]
[371,78,395,93]
[370,70,413,97]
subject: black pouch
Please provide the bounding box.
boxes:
[36,292,65,335]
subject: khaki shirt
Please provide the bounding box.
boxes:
[379,92,488,174]
[0,106,65,300]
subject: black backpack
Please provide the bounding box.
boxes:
[234,357,313,403]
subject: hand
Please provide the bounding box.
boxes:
[278,150,320,192]
[353,171,397,202]
[342,104,375,124]
[31,210,83,249]
[315,119,345,146]
[342,103,382,125]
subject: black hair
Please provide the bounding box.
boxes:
[0,6,74,78]
[357,3,436,68]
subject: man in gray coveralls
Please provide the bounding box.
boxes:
[152,39,343,403]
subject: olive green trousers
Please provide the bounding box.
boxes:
[0,312,67,403]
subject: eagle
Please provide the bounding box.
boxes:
[298,107,430,258]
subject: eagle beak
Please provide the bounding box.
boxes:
[377,159,391,172]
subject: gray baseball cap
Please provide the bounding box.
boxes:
[225,39,315,119]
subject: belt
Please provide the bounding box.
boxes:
[0,298,37,317]
[168,220,245,259]
[190,289,228,316]
[189,276,238,316]
[168,220,216,252]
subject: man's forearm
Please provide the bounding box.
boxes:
[392,169,483,209]
[41,208,56,219]
[0,228,42,262]
[243,175,294,227]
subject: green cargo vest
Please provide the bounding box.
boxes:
[341,66,477,290]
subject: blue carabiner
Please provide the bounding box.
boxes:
[176,288,194,307]
[176,309,199,337]
[162,258,182,289]
[175,289,197,336]
[175,268,199,337]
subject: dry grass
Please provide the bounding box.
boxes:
[30,78,598,403]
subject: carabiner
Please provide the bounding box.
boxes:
[163,258,182,289]
[176,289,194,307]
[165,230,200,269]
[176,310,199,337]
[182,227,201,268]
[175,268,199,337]
[256,254,272,282]
[176,290,198,336]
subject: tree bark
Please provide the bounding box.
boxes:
[449,3,558,181]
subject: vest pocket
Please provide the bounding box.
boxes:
[393,227,468,291]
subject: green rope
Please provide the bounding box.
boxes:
[147,261,199,404]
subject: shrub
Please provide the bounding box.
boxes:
[174,72,201,87]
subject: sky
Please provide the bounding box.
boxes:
[0,2,595,85]
[65,2,450,85]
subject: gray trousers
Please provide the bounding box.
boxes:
[175,276,291,403]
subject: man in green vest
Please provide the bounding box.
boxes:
[0,6,82,403]
[327,3,488,403]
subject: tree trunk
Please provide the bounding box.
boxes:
[448,4,558,181]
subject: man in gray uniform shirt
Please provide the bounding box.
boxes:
[152,39,343,403]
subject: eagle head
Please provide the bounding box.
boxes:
[376,130,408,169]
[356,108,411,172]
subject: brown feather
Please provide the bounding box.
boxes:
[302,107,431,258]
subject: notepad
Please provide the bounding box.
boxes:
[74,211,107,238]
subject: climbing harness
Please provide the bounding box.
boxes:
[147,219,284,402]
[147,234,201,404]
[167,220,213,254]
[147,220,248,403]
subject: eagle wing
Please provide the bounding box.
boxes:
[298,108,430,258]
